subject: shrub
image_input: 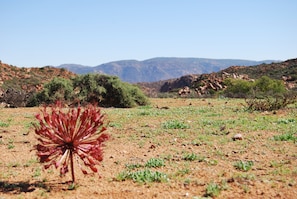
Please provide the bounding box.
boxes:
[28,77,73,106]
[223,78,253,98]
[223,76,287,99]
[73,74,150,108]
[72,74,106,104]
[252,76,286,97]
[245,92,297,111]
[29,74,150,108]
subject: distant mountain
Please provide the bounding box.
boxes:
[56,57,278,83]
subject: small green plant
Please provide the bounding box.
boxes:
[234,160,254,171]
[32,167,41,178]
[182,153,198,161]
[145,158,165,168]
[162,120,189,129]
[7,139,15,149]
[116,169,168,183]
[0,121,10,127]
[139,111,151,116]
[277,118,295,124]
[273,132,297,142]
[24,158,39,167]
[125,163,143,170]
[206,159,218,166]
[108,122,122,128]
[7,162,20,168]
[68,183,79,190]
[205,182,221,197]
[269,160,291,168]
[175,168,190,177]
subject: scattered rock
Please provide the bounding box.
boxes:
[232,133,243,141]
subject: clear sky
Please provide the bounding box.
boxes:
[1,0,297,67]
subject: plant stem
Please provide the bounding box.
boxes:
[70,150,75,183]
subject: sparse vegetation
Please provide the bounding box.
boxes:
[182,152,199,161]
[145,158,165,168]
[162,120,190,129]
[205,182,221,197]
[0,98,297,198]
[273,132,297,142]
[234,160,254,172]
[116,169,168,183]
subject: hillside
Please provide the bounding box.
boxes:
[0,61,76,92]
[138,58,297,97]
[57,57,277,83]
[0,61,76,107]
[220,58,297,80]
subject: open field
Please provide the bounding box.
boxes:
[0,98,297,198]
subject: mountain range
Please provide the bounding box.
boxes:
[56,57,278,83]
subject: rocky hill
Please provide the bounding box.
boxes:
[138,58,297,97]
[57,57,277,83]
[0,61,76,107]
[0,61,76,92]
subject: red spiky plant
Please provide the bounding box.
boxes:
[34,102,109,183]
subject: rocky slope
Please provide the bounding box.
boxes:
[138,58,297,97]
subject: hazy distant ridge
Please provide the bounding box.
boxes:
[57,57,278,83]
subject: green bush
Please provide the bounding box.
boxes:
[223,78,253,98]
[252,76,286,98]
[73,74,149,108]
[223,76,287,99]
[29,74,150,108]
[28,77,73,106]
[72,74,106,104]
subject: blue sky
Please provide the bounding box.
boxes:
[1,0,297,67]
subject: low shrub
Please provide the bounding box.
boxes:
[245,92,297,111]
